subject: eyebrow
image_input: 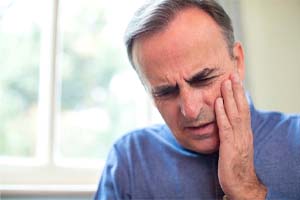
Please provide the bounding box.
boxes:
[151,83,179,97]
[151,67,220,96]
[185,67,220,84]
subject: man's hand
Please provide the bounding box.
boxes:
[215,73,267,200]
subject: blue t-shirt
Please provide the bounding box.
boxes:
[95,102,300,200]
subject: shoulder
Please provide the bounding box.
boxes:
[111,124,170,155]
[253,111,300,197]
[253,109,300,157]
[102,124,169,170]
[252,109,300,159]
[252,109,300,137]
[115,124,167,145]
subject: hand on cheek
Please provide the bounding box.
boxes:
[215,73,267,200]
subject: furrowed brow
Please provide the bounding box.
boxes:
[185,67,219,84]
[152,84,179,97]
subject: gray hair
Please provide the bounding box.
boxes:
[124,0,235,69]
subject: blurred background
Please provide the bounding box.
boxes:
[0,0,299,199]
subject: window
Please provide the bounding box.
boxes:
[0,0,41,159]
[56,0,159,165]
[0,0,162,187]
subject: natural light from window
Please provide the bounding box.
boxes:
[0,0,162,186]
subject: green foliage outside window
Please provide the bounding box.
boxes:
[0,21,40,157]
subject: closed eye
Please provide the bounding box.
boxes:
[185,67,220,87]
[188,75,218,87]
[152,84,179,99]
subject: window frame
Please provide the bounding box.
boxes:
[0,0,158,188]
[0,0,103,188]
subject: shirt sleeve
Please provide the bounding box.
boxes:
[94,144,131,200]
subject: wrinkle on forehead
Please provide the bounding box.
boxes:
[132,7,231,88]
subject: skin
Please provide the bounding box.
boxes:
[132,7,266,200]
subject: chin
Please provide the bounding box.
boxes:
[188,137,220,154]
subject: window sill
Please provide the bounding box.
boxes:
[0,184,96,197]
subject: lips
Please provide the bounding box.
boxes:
[184,122,216,139]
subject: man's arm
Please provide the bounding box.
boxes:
[94,145,131,200]
[215,73,267,200]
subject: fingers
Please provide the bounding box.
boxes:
[230,73,249,116]
[215,97,233,142]
[216,72,250,141]
[221,72,250,122]
[217,73,257,200]
[221,80,239,119]
[221,74,241,129]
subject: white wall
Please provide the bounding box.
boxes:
[240,0,300,113]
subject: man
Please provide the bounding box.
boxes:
[95,0,300,199]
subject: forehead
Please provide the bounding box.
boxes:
[132,7,229,83]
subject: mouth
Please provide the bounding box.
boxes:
[183,122,216,139]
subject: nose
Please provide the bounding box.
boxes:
[179,87,203,120]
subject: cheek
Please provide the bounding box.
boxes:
[155,100,179,126]
[203,80,223,106]
[214,80,223,98]
[211,73,232,99]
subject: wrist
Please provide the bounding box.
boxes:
[228,180,267,200]
[245,182,267,200]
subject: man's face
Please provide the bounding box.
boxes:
[132,7,245,154]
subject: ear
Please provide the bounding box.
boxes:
[232,42,245,81]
